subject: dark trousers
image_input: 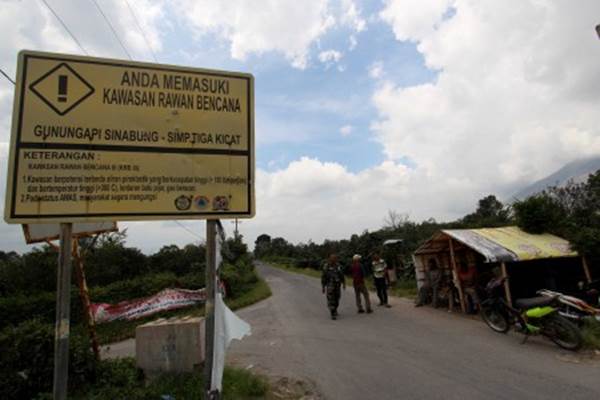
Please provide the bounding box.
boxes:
[374,277,388,305]
[353,282,371,311]
[326,284,341,315]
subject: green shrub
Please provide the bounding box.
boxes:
[68,359,268,400]
[222,366,269,397]
[513,194,567,234]
[582,317,600,349]
[84,242,149,287]
[0,291,57,328]
[0,320,97,400]
[220,256,259,298]
[89,272,203,304]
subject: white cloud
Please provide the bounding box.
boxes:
[380,0,453,43]
[340,125,353,136]
[349,35,358,50]
[373,0,600,194]
[341,0,367,32]
[176,0,335,69]
[368,61,384,79]
[318,49,343,64]
[239,156,483,247]
[116,0,167,58]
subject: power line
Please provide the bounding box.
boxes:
[10,3,201,249]
[124,0,158,63]
[124,4,196,246]
[174,221,204,241]
[90,0,132,60]
[22,3,202,245]
[40,0,89,55]
[0,68,15,85]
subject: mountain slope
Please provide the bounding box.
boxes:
[512,156,600,200]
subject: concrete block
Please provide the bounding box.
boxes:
[136,315,205,374]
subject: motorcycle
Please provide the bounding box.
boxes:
[480,277,583,351]
[537,288,600,325]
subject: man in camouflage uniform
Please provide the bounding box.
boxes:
[321,254,346,320]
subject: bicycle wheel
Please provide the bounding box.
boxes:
[542,314,583,351]
[481,306,509,333]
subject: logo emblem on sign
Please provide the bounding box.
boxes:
[174,195,192,211]
[193,195,210,210]
[212,195,230,211]
[29,63,95,116]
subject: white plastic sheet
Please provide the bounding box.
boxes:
[210,222,251,391]
[211,292,251,391]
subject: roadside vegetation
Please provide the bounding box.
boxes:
[69,359,268,400]
[581,318,600,350]
[0,232,272,399]
[256,171,600,270]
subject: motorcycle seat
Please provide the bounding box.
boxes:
[515,296,556,309]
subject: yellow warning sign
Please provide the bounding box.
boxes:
[4,50,255,223]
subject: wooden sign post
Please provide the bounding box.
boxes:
[53,223,73,400]
[204,220,218,399]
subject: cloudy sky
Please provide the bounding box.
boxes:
[1,0,600,254]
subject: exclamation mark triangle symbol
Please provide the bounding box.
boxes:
[58,75,67,103]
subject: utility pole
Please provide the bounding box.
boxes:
[53,223,73,400]
[231,219,242,238]
[204,220,219,399]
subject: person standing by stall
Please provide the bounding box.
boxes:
[372,253,391,308]
[458,260,479,313]
[321,254,346,320]
[351,254,372,314]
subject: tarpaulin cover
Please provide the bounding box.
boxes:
[415,226,577,262]
[472,226,577,261]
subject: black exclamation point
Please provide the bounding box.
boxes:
[58,75,68,102]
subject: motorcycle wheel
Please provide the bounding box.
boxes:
[542,314,583,351]
[481,306,509,333]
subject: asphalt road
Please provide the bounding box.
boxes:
[227,262,600,400]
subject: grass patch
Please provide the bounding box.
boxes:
[389,280,418,299]
[95,278,272,345]
[66,358,268,400]
[267,261,322,279]
[267,261,418,300]
[582,317,600,350]
[225,278,272,310]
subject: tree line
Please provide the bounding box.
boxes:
[254,170,600,269]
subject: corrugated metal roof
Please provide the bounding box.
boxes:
[413,226,578,262]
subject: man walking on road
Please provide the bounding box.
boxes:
[321,254,346,320]
[372,253,391,308]
[351,254,372,314]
